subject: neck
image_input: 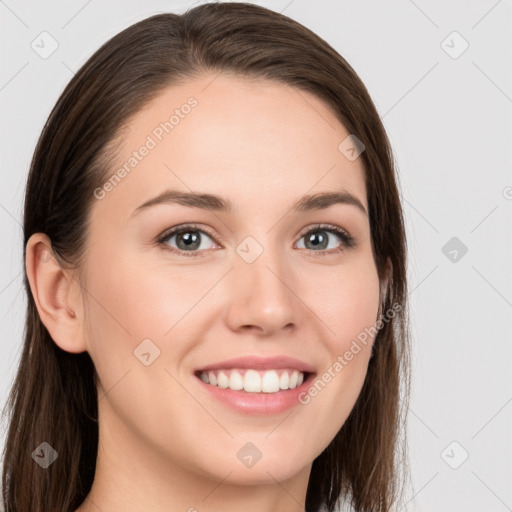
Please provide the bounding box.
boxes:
[75,401,312,512]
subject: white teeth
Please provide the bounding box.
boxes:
[229,371,244,391]
[244,369,261,392]
[217,371,229,389]
[199,368,306,393]
[261,370,280,393]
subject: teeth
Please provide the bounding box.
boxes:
[198,368,306,393]
[289,370,298,388]
[229,371,244,391]
[261,370,280,393]
[244,369,262,392]
[279,371,289,390]
[217,371,229,389]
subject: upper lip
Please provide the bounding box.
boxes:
[195,355,316,374]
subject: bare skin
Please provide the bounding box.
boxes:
[26,73,387,512]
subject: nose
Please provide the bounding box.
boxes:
[224,245,300,336]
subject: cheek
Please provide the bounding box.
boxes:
[287,258,381,454]
[82,253,215,373]
[86,248,381,354]
[86,252,209,336]
[301,256,381,349]
[304,262,380,402]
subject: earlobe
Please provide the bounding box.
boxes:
[25,233,87,354]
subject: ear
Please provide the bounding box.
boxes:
[25,233,87,354]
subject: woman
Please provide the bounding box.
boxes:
[1,3,410,511]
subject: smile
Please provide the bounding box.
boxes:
[193,355,316,414]
[197,368,306,393]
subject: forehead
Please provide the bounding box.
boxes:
[91,73,367,223]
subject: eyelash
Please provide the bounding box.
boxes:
[156,223,356,258]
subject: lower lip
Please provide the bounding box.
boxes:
[195,372,315,415]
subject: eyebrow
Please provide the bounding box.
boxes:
[131,189,368,217]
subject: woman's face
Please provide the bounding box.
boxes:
[79,74,381,486]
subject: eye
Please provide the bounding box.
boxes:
[157,223,218,257]
[295,224,355,255]
[157,222,356,258]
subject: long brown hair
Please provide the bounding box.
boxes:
[1,3,410,511]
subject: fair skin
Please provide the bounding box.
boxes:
[26,74,387,512]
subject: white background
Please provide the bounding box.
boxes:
[1,1,511,511]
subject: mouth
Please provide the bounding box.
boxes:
[192,355,317,414]
[194,368,315,394]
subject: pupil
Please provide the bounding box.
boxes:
[178,232,200,250]
[175,230,329,252]
[307,231,327,250]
